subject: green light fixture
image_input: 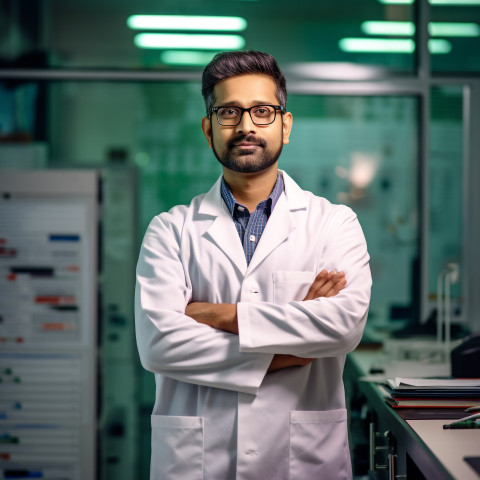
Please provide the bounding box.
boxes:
[361,21,415,36]
[361,20,478,37]
[339,38,416,53]
[429,22,480,36]
[379,0,480,4]
[160,51,218,65]
[127,15,247,32]
[428,39,452,53]
[339,38,452,54]
[377,0,414,4]
[134,33,245,50]
[430,0,480,4]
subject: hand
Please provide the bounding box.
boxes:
[185,302,238,334]
[268,354,314,372]
[266,270,345,374]
[302,270,346,301]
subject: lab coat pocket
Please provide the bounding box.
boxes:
[289,409,351,480]
[150,415,204,480]
[273,271,314,304]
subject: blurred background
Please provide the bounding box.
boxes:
[0,0,479,478]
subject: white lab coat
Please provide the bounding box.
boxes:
[135,170,371,480]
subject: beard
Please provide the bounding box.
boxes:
[211,133,283,174]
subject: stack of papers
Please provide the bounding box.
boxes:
[382,377,480,408]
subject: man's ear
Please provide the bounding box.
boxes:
[201,116,213,148]
[282,112,293,145]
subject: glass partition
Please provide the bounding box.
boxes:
[428,86,463,323]
[284,94,420,326]
[46,81,220,231]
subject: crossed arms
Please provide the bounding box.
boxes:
[135,207,371,394]
[186,270,346,372]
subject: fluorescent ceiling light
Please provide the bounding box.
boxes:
[429,22,480,36]
[379,0,480,3]
[428,39,452,53]
[134,33,245,50]
[377,0,414,4]
[160,51,218,65]
[430,0,480,4]
[287,62,389,80]
[339,38,451,54]
[361,20,479,38]
[361,21,415,36]
[127,15,247,32]
[339,38,415,53]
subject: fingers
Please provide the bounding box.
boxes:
[302,270,346,301]
[324,273,347,298]
[303,270,328,300]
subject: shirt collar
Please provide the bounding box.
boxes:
[221,173,284,217]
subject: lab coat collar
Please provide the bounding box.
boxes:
[198,169,308,216]
[197,169,308,276]
[280,169,309,210]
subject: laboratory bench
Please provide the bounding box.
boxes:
[345,347,480,480]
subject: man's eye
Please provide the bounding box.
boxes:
[253,107,271,117]
[220,108,239,117]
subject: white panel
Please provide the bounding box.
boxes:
[0,170,98,480]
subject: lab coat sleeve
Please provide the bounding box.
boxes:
[237,205,372,357]
[135,213,273,395]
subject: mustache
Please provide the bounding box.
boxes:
[227,134,266,149]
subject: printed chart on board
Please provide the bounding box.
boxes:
[0,171,98,480]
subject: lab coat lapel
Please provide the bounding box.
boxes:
[246,194,294,274]
[247,171,308,274]
[198,177,248,275]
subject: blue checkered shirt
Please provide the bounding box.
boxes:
[221,174,284,265]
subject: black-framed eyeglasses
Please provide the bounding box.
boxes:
[211,105,285,126]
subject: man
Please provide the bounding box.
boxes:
[135,50,371,479]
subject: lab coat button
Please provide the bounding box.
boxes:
[245,449,258,456]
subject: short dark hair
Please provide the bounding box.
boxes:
[201,50,287,116]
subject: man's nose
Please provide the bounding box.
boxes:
[235,110,256,134]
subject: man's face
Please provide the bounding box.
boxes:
[201,74,293,174]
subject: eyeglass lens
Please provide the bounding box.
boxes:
[217,106,276,126]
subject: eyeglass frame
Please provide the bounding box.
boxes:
[210,104,285,126]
